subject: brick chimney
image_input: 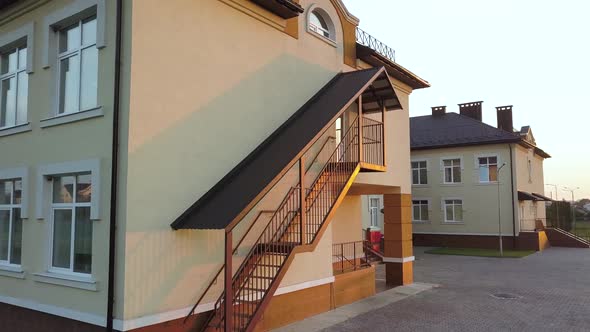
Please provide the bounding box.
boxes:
[496,105,514,132]
[431,106,446,116]
[458,101,483,121]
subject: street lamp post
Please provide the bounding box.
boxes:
[563,187,579,230]
[497,163,507,257]
[546,184,560,228]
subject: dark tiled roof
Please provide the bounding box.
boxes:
[410,112,520,150]
[171,67,396,230]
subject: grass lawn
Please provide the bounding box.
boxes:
[425,247,535,258]
[572,221,590,240]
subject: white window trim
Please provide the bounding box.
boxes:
[411,197,431,223]
[42,0,105,119]
[40,105,104,128]
[32,271,97,291]
[368,195,381,227]
[411,158,428,186]
[42,0,106,69]
[440,156,463,184]
[0,22,35,74]
[475,153,501,183]
[0,166,29,219]
[36,159,101,220]
[306,5,337,47]
[441,197,464,223]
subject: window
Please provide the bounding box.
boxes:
[307,8,335,42]
[527,159,532,183]
[335,116,342,145]
[444,199,463,223]
[0,46,28,129]
[442,158,462,183]
[369,197,380,227]
[50,174,92,274]
[0,179,22,266]
[412,200,429,222]
[411,161,427,185]
[309,11,330,38]
[57,16,98,115]
[478,156,498,182]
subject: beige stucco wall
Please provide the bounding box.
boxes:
[0,0,117,320]
[411,144,516,236]
[120,0,363,321]
[331,195,363,244]
[354,75,412,196]
[513,144,547,230]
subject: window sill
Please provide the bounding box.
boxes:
[0,123,32,137]
[412,184,430,188]
[33,271,97,291]
[40,106,103,129]
[307,29,337,48]
[441,221,465,225]
[440,183,463,187]
[475,181,499,186]
[412,220,431,224]
[0,265,25,279]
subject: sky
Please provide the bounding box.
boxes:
[343,0,590,201]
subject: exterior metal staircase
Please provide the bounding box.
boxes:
[200,117,367,332]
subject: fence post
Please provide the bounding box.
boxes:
[299,157,306,244]
[224,231,233,332]
[358,96,363,163]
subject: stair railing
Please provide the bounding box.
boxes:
[211,116,363,331]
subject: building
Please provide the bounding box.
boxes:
[0,0,428,331]
[408,102,552,250]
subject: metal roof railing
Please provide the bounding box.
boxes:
[356,27,396,63]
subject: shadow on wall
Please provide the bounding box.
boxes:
[123,55,338,318]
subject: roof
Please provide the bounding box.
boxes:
[410,112,551,158]
[356,44,430,90]
[410,112,521,150]
[518,191,541,201]
[171,67,399,230]
[532,192,553,201]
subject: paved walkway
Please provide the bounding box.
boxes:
[279,246,590,332]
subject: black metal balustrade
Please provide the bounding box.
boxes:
[356,27,396,63]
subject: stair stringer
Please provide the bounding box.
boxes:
[244,163,361,332]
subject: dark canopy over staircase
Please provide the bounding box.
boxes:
[171,67,400,231]
[173,66,402,332]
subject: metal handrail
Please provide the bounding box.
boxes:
[356,27,396,63]
[305,136,336,174]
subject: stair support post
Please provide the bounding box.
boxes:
[299,157,306,244]
[381,99,386,167]
[224,230,233,332]
[358,96,363,163]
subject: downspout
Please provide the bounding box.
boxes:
[107,0,123,330]
[509,144,517,249]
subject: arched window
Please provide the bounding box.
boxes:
[308,8,335,41]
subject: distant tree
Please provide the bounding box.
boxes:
[546,200,573,230]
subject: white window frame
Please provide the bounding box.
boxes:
[442,198,463,223]
[306,5,337,46]
[368,196,381,227]
[441,157,463,184]
[0,167,29,219]
[475,153,500,183]
[55,16,99,116]
[41,0,106,126]
[412,198,430,223]
[0,178,23,267]
[0,45,28,129]
[48,174,93,276]
[411,159,428,185]
[36,159,101,221]
[0,23,34,136]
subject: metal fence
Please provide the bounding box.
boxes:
[356,27,396,63]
